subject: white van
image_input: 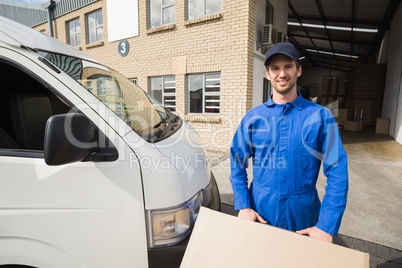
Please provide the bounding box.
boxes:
[0,17,220,268]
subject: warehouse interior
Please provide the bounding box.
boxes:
[286,0,402,145]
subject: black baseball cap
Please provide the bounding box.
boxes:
[264,43,300,66]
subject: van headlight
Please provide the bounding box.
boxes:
[147,191,203,248]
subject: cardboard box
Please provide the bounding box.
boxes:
[344,121,364,132]
[338,108,348,118]
[329,108,348,126]
[376,118,390,134]
[181,208,369,268]
[338,72,350,96]
[337,108,348,125]
[346,99,382,126]
[338,118,346,126]
[348,64,386,99]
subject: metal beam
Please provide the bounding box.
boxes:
[299,45,367,56]
[314,0,335,67]
[288,33,371,45]
[301,64,351,72]
[351,0,356,56]
[288,0,322,67]
[370,0,402,54]
[314,62,352,71]
[304,53,357,64]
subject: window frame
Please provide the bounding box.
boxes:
[186,0,222,21]
[187,72,221,115]
[66,17,81,47]
[86,9,103,44]
[0,56,73,158]
[149,75,176,112]
[148,0,175,29]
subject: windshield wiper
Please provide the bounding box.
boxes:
[153,116,168,129]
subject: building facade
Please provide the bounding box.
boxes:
[1,0,288,151]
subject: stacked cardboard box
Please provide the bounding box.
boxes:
[376,118,390,134]
[338,72,349,96]
[344,121,364,132]
[348,64,386,99]
[331,108,348,130]
[337,72,349,108]
[321,75,339,106]
[347,64,386,126]
[321,73,348,109]
[346,99,382,126]
[337,108,348,126]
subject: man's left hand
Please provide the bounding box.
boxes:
[296,227,333,243]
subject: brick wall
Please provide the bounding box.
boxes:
[34,0,255,152]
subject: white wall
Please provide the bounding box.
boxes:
[252,0,288,107]
[377,31,390,64]
[382,3,402,143]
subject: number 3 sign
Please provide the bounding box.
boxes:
[118,39,129,57]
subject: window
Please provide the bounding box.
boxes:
[87,80,93,92]
[265,1,273,25]
[86,10,103,44]
[263,77,271,103]
[0,59,70,153]
[67,18,81,47]
[187,0,221,20]
[149,76,176,112]
[149,0,175,29]
[187,72,220,114]
[129,78,138,85]
[98,79,107,96]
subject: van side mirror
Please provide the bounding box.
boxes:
[44,113,97,165]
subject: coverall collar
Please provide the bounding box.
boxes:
[266,91,304,111]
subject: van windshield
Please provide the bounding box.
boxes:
[39,52,172,141]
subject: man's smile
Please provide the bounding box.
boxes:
[277,79,289,86]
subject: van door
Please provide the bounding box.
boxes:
[0,48,148,267]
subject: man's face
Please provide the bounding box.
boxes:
[265,54,302,95]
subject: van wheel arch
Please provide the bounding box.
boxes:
[0,265,37,268]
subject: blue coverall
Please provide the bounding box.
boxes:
[230,93,348,236]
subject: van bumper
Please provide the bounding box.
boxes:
[148,173,221,268]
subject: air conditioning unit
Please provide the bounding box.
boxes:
[277,31,287,43]
[262,24,277,46]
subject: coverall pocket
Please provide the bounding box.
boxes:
[297,140,319,190]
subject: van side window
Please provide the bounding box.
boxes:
[0,60,70,155]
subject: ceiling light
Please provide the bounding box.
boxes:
[288,22,302,27]
[318,50,333,55]
[334,53,359,59]
[326,25,352,31]
[301,23,325,29]
[287,22,378,33]
[352,27,378,33]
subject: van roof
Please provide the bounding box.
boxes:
[0,16,97,63]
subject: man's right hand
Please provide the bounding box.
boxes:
[238,208,267,223]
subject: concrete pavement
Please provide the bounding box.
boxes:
[207,127,402,267]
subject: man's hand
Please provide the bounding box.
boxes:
[238,208,267,223]
[296,227,333,243]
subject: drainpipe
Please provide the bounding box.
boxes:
[43,0,56,37]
